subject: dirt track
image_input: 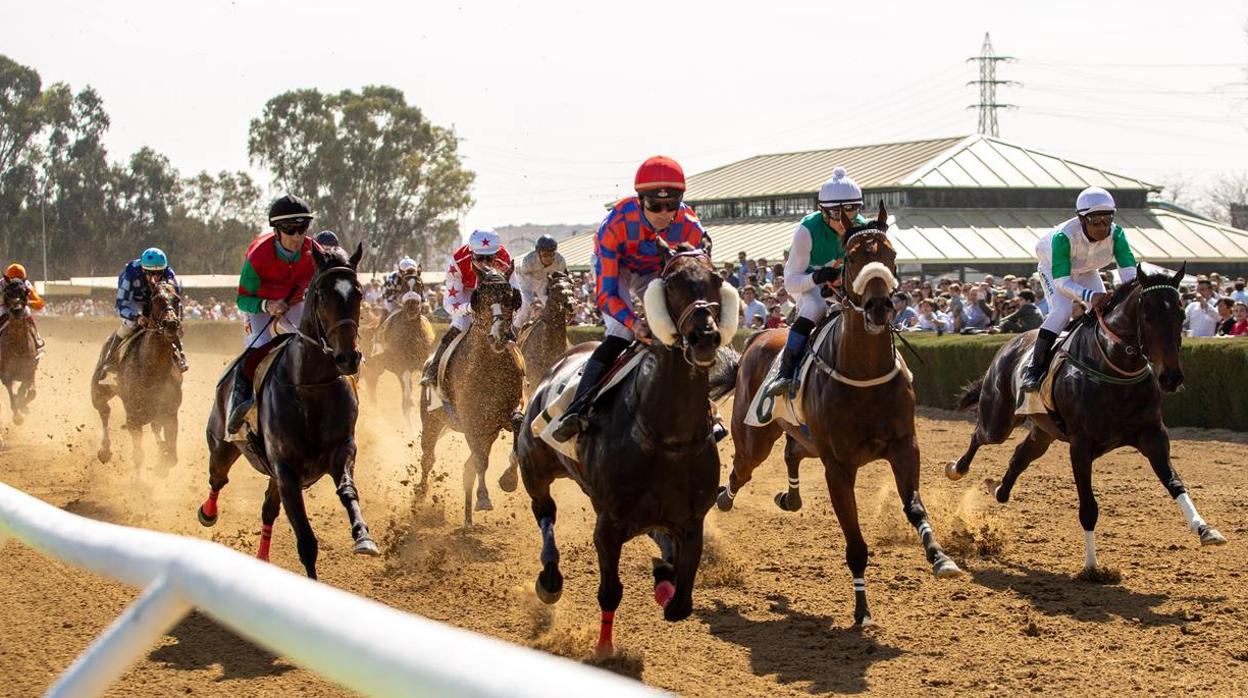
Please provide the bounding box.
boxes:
[1,324,1246,697]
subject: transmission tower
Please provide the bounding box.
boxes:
[966,33,1017,137]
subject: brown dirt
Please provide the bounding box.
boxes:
[1,325,1246,696]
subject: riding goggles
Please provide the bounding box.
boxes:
[643,196,682,213]
[275,220,311,235]
[821,203,863,215]
[1085,212,1115,226]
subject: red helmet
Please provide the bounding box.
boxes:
[634,155,685,194]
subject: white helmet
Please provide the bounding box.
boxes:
[818,167,863,208]
[468,228,502,255]
[397,256,418,273]
[1076,187,1116,215]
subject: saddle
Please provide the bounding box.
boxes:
[422,329,469,412]
[1014,325,1082,420]
[96,329,149,387]
[532,346,647,470]
[220,334,296,443]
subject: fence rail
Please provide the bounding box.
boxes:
[0,482,659,697]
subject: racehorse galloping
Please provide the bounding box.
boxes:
[515,247,736,655]
[950,263,1226,575]
[363,274,434,429]
[90,281,183,473]
[719,203,961,626]
[199,243,375,580]
[417,268,525,526]
[518,270,574,395]
[0,279,39,426]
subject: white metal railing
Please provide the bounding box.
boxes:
[0,482,659,697]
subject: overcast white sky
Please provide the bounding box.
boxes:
[7,0,1248,239]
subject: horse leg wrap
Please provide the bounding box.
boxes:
[201,489,219,518]
[1174,493,1206,534]
[1083,530,1097,570]
[596,611,615,655]
[258,524,273,561]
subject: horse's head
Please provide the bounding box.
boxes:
[400,273,425,316]
[642,245,739,368]
[1105,263,1186,392]
[840,201,898,334]
[470,268,518,352]
[307,241,365,375]
[544,271,574,322]
[147,282,183,339]
[3,279,28,314]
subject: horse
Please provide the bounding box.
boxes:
[949,263,1226,576]
[417,267,525,527]
[90,281,183,474]
[0,279,39,427]
[514,247,737,656]
[716,202,961,627]
[518,271,574,395]
[198,242,375,580]
[362,274,434,429]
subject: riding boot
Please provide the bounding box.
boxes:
[95,333,123,383]
[174,338,189,372]
[420,326,461,386]
[764,317,814,398]
[1020,328,1058,393]
[550,336,629,443]
[226,353,254,434]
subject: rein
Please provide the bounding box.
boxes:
[1091,283,1180,377]
[295,266,360,357]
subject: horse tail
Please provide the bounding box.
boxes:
[708,346,739,401]
[956,378,984,411]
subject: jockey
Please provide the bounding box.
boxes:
[1,263,46,355]
[551,155,706,442]
[762,167,867,397]
[511,234,568,331]
[382,257,422,314]
[313,229,341,248]
[225,194,317,433]
[94,248,187,382]
[1021,186,1137,392]
[420,228,514,386]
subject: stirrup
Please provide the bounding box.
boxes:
[227,399,253,434]
[1020,370,1044,393]
[550,412,584,443]
[763,375,792,398]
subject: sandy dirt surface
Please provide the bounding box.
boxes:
[1,324,1246,697]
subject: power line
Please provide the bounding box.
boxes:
[966,32,1017,137]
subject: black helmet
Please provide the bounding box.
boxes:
[268,194,314,226]
[314,230,340,248]
[536,234,558,252]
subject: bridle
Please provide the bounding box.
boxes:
[294,266,360,358]
[474,274,516,352]
[145,283,183,341]
[836,230,897,334]
[659,250,724,368]
[1091,282,1181,378]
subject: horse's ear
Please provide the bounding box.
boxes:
[1171,262,1186,287]
[656,236,674,267]
[311,243,328,269]
[876,200,888,230]
[839,206,853,231]
[348,242,364,269]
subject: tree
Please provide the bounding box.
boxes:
[1203,172,1248,225]
[248,86,474,270]
[176,170,263,273]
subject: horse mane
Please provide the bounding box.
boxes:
[1101,277,1140,315]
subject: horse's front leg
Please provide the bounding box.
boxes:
[329,439,379,556]
[463,430,498,526]
[127,421,145,473]
[198,422,241,527]
[6,382,20,426]
[664,519,705,623]
[887,437,961,578]
[593,515,627,657]
[1135,426,1226,546]
[277,462,319,579]
[823,459,872,626]
[1069,439,1103,576]
[91,382,113,463]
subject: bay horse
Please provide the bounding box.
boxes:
[362,274,434,429]
[717,202,961,627]
[518,270,574,395]
[417,267,525,527]
[514,247,738,656]
[90,281,183,474]
[198,242,375,580]
[0,279,39,427]
[949,263,1226,576]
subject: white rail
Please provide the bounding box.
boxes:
[0,482,659,697]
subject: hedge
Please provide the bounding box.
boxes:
[40,318,1248,431]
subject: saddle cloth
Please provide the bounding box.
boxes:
[530,350,647,463]
[745,320,836,428]
[223,335,295,443]
[1014,329,1079,417]
[97,330,147,387]
[422,329,468,412]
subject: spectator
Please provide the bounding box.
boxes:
[913,298,951,333]
[740,285,767,329]
[721,262,739,288]
[756,258,774,284]
[1232,301,1248,336]
[961,286,993,330]
[1215,297,1236,336]
[1232,278,1248,304]
[1186,278,1219,337]
[764,304,785,329]
[776,287,795,321]
[736,251,750,288]
[991,289,1043,333]
[891,292,918,329]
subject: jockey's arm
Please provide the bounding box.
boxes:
[443,263,471,318]
[783,223,818,295]
[25,282,44,311]
[236,257,265,314]
[1112,226,1138,285]
[595,227,637,329]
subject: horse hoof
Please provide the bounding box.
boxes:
[716,486,735,512]
[932,558,964,578]
[983,478,1005,502]
[475,496,494,512]
[774,491,802,512]
[499,464,518,493]
[654,580,676,609]
[593,641,614,659]
[1200,526,1227,546]
[946,461,965,481]
[97,448,111,464]
[197,505,218,527]
[353,538,380,556]
[12,414,22,426]
[663,595,693,622]
[854,615,875,628]
[535,568,563,605]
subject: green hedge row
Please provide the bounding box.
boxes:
[43,318,1248,431]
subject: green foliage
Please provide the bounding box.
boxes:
[247,86,474,272]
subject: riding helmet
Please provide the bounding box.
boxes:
[313,230,340,248]
[268,194,314,226]
[468,229,502,256]
[140,247,168,271]
[536,235,558,252]
[634,155,685,197]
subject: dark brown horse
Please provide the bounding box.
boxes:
[90,281,183,474]
[518,271,574,395]
[718,203,961,626]
[950,263,1226,575]
[363,274,434,429]
[418,268,525,526]
[198,243,375,580]
[514,248,737,656]
[0,279,39,428]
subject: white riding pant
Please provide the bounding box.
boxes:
[450,311,473,333]
[1039,269,1103,334]
[795,287,831,323]
[602,268,657,341]
[242,301,305,347]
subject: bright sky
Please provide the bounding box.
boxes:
[7,0,1248,240]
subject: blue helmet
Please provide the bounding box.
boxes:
[140,247,168,271]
